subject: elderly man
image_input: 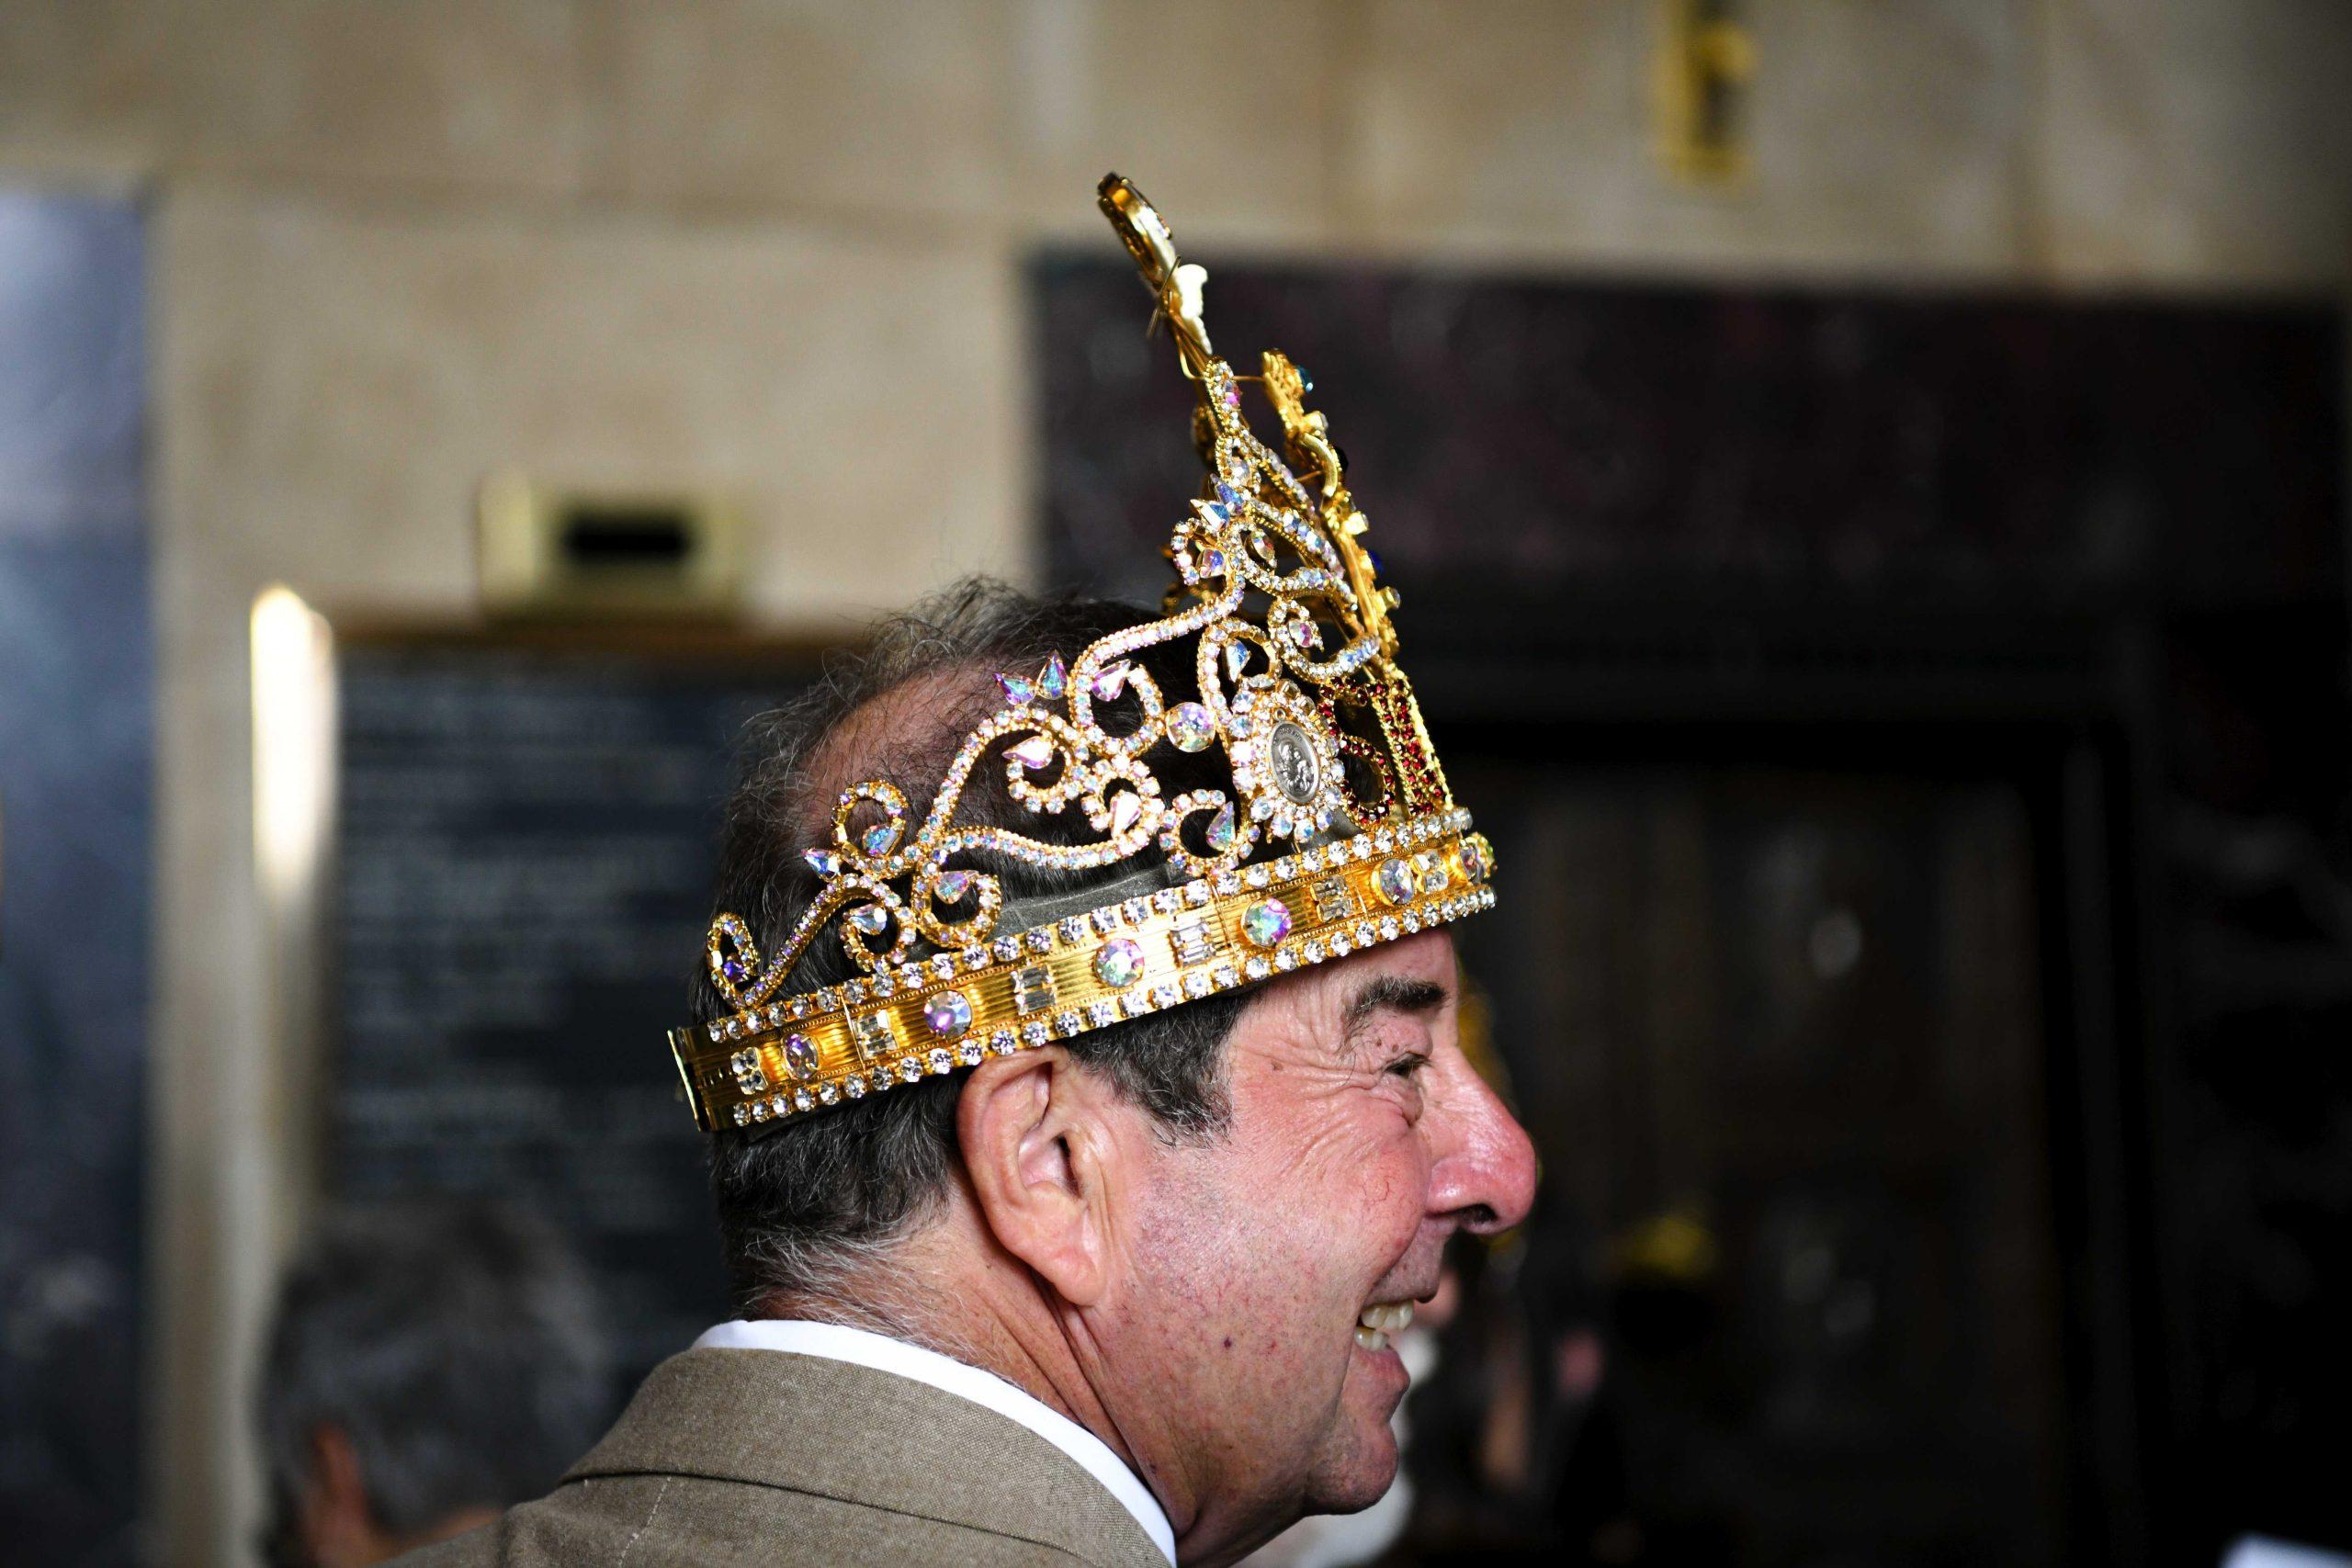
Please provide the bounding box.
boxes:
[408,176,1534,1568]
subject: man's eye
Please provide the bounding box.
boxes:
[1385,1053,1430,1079]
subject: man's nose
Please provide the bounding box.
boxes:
[1428,1056,1538,1235]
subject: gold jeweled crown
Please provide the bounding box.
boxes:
[669,175,1496,1132]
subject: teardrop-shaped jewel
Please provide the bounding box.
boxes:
[804,848,840,876]
[846,904,889,935]
[1091,663,1130,701]
[861,823,896,855]
[935,870,976,903]
[1291,621,1322,651]
[1010,735,1055,770]
[783,1034,820,1080]
[1200,547,1226,574]
[1225,643,1251,682]
[997,672,1035,705]
[1109,791,1142,833]
[1205,802,1237,852]
[1035,654,1067,701]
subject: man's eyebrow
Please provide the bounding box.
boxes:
[1340,974,1451,1051]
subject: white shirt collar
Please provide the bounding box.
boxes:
[694,1318,1176,1563]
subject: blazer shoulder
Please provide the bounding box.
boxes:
[393,1469,1119,1567]
[394,1348,1167,1568]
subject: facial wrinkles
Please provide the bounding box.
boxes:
[1105,941,1455,1547]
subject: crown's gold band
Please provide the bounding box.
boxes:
[673,810,1493,1131]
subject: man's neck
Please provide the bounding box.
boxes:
[761,1235,1204,1548]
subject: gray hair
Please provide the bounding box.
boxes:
[255,1201,612,1551]
[699,579,1250,1320]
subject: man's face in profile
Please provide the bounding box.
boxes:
[1102,929,1534,1546]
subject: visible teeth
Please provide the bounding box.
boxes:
[1355,1302,1415,1335]
[1353,1326,1388,1352]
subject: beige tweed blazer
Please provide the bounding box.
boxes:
[400,1348,1170,1567]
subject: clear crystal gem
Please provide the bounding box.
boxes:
[1239,898,1293,950]
[1093,938,1144,988]
[1166,703,1216,753]
[923,991,973,1039]
[1459,838,1490,882]
[783,1034,819,1081]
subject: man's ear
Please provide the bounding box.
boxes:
[956,1048,1120,1308]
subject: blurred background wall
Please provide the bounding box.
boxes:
[0,3,2346,1564]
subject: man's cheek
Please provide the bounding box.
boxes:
[1357,1145,1428,1252]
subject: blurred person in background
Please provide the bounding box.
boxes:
[254,1201,612,1568]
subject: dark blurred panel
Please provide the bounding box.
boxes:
[1445,758,2066,1567]
[1035,258,2348,1565]
[1038,257,2338,615]
[0,193,150,1565]
[329,635,812,1385]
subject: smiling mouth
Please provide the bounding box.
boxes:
[1353,1300,1415,1352]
